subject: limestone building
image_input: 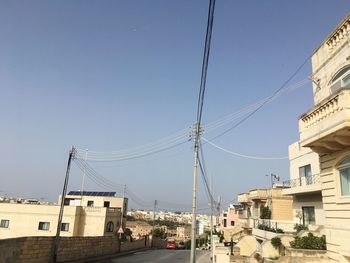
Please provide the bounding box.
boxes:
[282,142,325,227]
[296,13,350,262]
[0,191,127,239]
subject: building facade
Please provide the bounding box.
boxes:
[296,14,350,263]
[237,188,294,233]
[0,191,126,239]
[282,142,325,227]
[219,204,242,229]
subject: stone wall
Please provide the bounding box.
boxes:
[120,239,146,252]
[0,235,152,263]
[285,247,327,258]
[58,236,120,262]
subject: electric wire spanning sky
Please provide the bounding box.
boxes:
[1,1,349,210]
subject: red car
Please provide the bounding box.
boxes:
[166,241,177,249]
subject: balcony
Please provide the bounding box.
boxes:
[238,218,253,229]
[249,189,268,200]
[252,219,295,240]
[237,193,250,203]
[299,88,350,154]
[282,174,322,195]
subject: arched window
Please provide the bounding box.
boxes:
[331,65,350,84]
[106,221,114,232]
[338,156,350,196]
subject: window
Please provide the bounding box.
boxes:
[331,65,350,84]
[104,201,110,208]
[299,164,312,185]
[106,221,114,232]
[64,198,72,205]
[223,213,227,217]
[223,219,227,227]
[87,201,94,207]
[338,156,350,196]
[61,223,69,232]
[0,220,9,228]
[330,65,350,93]
[38,222,50,231]
[302,207,315,225]
[231,221,235,226]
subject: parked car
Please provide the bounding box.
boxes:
[177,241,185,249]
[166,241,177,249]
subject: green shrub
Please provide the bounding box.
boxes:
[290,233,326,250]
[271,237,282,249]
[257,224,284,233]
[294,223,308,234]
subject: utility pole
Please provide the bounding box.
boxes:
[210,175,214,260]
[152,199,157,247]
[191,0,216,262]
[51,146,75,263]
[80,149,88,204]
[119,184,126,239]
[190,123,200,263]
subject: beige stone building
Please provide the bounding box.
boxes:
[126,221,152,239]
[176,226,191,239]
[0,191,127,239]
[282,142,325,227]
[237,188,294,235]
[295,13,350,263]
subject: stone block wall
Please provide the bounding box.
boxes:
[58,236,120,262]
[0,236,124,263]
[120,239,147,252]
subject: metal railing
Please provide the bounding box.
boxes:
[283,174,320,188]
[253,219,295,233]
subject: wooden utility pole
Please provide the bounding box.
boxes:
[151,199,157,247]
[51,146,75,263]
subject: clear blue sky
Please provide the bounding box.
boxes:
[1,1,349,211]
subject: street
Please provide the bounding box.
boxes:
[99,249,211,263]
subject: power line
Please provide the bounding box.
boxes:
[73,78,308,163]
[201,137,288,160]
[75,139,189,162]
[202,78,309,133]
[207,57,312,141]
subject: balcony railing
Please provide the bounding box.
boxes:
[237,193,250,203]
[249,189,269,200]
[238,218,253,228]
[253,219,295,233]
[283,174,320,188]
[299,88,350,152]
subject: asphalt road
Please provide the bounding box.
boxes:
[100,249,211,263]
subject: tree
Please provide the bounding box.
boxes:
[151,228,167,239]
[120,228,133,242]
[260,205,271,219]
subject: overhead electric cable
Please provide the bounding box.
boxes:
[207,57,312,141]
[202,78,309,133]
[201,137,288,160]
[75,139,189,162]
[74,159,124,193]
[74,77,308,163]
